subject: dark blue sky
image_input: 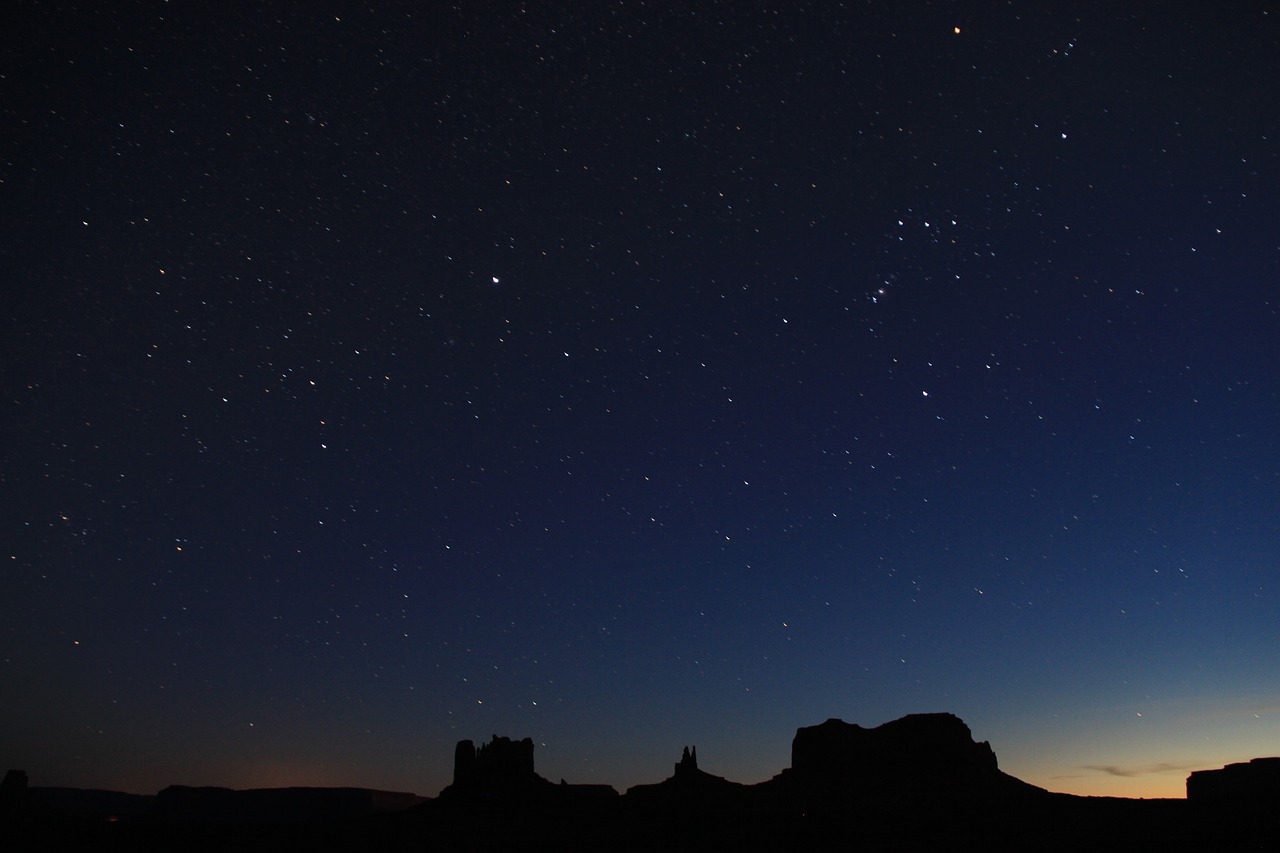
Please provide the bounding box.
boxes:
[3,1,1278,798]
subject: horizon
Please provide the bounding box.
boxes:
[4,2,1277,809]
[12,704,1279,801]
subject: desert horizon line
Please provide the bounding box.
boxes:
[11,710,1268,802]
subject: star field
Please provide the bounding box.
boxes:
[3,1,1278,798]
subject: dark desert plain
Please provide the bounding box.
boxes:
[3,1,1279,848]
[4,715,1280,851]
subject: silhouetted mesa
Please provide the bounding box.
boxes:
[3,770,156,822]
[768,712,1045,804]
[151,785,425,823]
[442,734,617,804]
[453,734,536,788]
[1,770,30,816]
[1187,757,1280,801]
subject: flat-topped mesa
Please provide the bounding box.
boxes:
[453,735,537,788]
[151,786,423,822]
[1187,757,1280,801]
[445,735,619,804]
[788,713,1005,797]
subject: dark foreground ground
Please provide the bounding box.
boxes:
[7,794,1278,852]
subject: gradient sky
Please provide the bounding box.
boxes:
[3,1,1278,800]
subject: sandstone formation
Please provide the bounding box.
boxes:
[1187,757,1280,801]
[767,712,1042,805]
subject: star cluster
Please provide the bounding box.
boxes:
[3,2,1278,798]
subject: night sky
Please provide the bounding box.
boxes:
[4,2,1278,800]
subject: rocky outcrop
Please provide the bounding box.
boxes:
[0,770,29,816]
[2,771,155,821]
[1187,757,1280,801]
[452,735,536,788]
[792,713,996,777]
[441,734,618,804]
[675,745,698,777]
[625,745,745,804]
[767,713,1043,804]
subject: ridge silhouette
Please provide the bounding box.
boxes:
[5,712,1278,851]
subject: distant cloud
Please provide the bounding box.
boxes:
[1082,762,1200,778]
